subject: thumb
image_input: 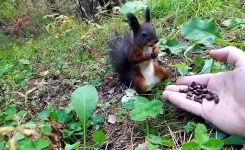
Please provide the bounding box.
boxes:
[209,46,245,67]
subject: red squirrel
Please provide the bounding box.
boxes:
[107,6,170,94]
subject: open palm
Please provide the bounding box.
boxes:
[163,46,245,137]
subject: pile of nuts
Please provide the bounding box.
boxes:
[179,81,219,104]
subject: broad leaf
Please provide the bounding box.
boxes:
[181,17,222,46]
[200,59,213,74]
[222,135,245,145]
[119,1,147,15]
[38,110,49,120]
[19,59,30,65]
[162,136,174,147]
[201,138,224,150]
[134,96,149,108]
[160,39,188,55]
[145,100,163,118]
[92,131,107,143]
[5,105,16,116]
[130,107,147,121]
[17,139,36,150]
[182,141,200,150]
[34,138,50,149]
[57,108,67,123]
[195,123,209,144]
[64,142,80,150]
[176,63,192,76]
[70,85,99,135]
[149,134,162,145]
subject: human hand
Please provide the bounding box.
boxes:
[163,46,245,137]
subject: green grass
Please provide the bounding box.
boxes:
[0,0,245,149]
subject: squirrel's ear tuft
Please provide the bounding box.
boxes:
[127,13,140,32]
[145,6,150,22]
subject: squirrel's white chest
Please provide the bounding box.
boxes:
[139,46,160,85]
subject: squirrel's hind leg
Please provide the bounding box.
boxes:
[153,63,170,81]
[134,73,147,94]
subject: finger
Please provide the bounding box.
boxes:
[209,46,245,67]
[162,89,187,98]
[165,85,188,92]
[162,91,202,116]
[176,74,212,85]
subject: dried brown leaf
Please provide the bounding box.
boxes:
[9,135,18,150]
[12,114,21,121]
[19,128,40,141]
[0,126,15,136]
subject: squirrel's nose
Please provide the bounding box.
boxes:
[154,39,159,43]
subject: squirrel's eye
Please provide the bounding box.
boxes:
[142,31,147,37]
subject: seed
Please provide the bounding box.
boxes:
[199,94,206,99]
[195,98,203,104]
[202,89,208,94]
[193,95,198,101]
[186,96,191,100]
[187,92,193,97]
[207,90,213,94]
[193,90,200,95]
[206,94,213,101]
[201,85,207,89]
[179,88,188,93]
[197,89,202,92]
[214,97,219,104]
[188,87,194,91]
[190,81,196,87]
[196,84,201,89]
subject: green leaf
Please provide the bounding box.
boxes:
[183,122,195,133]
[49,111,58,120]
[160,39,188,55]
[19,59,30,65]
[195,123,209,144]
[122,100,135,110]
[215,130,227,140]
[222,135,245,145]
[193,56,205,72]
[181,17,222,46]
[134,96,149,108]
[16,132,25,140]
[182,141,201,150]
[64,142,80,150]
[57,108,67,123]
[41,123,52,133]
[92,130,107,143]
[130,107,147,121]
[34,138,50,149]
[200,59,213,74]
[145,100,163,118]
[119,1,147,15]
[17,110,27,117]
[149,134,162,145]
[162,136,174,147]
[5,105,16,116]
[25,121,37,129]
[176,63,192,76]
[70,85,99,135]
[91,114,106,124]
[38,110,49,120]
[201,138,224,150]
[17,139,36,150]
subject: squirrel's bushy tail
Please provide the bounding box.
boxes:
[106,31,134,87]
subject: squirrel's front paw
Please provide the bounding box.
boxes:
[152,44,158,52]
[150,52,158,59]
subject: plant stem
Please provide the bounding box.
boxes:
[210,59,215,73]
[146,118,149,137]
